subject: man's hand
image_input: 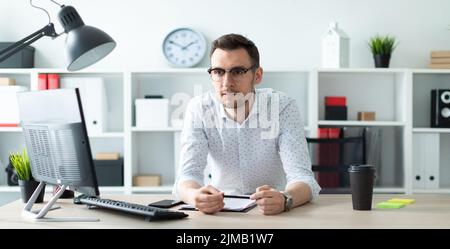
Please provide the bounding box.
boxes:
[250,185,285,215]
[191,185,224,214]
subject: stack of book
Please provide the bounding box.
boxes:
[429,51,450,69]
[0,77,16,86]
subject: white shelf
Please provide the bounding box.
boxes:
[2,67,450,194]
[373,188,405,193]
[131,127,182,132]
[0,186,20,192]
[412,189,450,194]
[318,68,407,73]
[0,127,22,132]
[131,185,173,193]
[412,69,450,74]
[131,68,208,74]
[413,128,450,133]
[99,186,125,193]
[318,120,404,126]
[0,185,55,193]
[89,132,124,138]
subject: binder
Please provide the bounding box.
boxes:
[47,74,60,89]
[38,74,47,90]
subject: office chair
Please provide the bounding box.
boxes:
[306,127,367,194]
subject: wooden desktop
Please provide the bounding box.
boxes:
[1,194,450,229]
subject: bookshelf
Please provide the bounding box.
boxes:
[1,68,450,194]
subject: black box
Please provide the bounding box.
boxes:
[93,158,124,186]
[325,106,347,120]
[0,42,35,68]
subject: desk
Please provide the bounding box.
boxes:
[0,194,450,228]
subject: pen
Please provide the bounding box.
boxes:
[224,194,252,199]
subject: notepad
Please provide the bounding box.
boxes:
[376,202,405,209]
[387,198,416,204]
[179,195,256,212]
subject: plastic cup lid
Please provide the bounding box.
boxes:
[348,164,375,172]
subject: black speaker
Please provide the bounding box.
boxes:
[4,160,19,186]
[431,89,450,127]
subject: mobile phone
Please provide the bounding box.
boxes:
[148,199,184,208]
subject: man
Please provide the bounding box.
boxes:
[173,34,320,215]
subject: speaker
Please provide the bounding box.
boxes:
[431,89,450,127]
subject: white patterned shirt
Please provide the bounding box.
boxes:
[173,88,321,200]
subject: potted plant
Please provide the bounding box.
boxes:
[368,35,398,68]
[9,149,45,203]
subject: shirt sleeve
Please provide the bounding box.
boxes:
[278,98,321,200]
[172,99,208,198]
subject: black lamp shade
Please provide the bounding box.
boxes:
[65,25,116,71]
[58,5,116,71]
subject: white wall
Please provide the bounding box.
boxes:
[1,0,449,69]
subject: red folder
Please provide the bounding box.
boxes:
[38,74,47,90]
[47,74,60,89]
[316,128,340,188]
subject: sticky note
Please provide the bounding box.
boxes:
[387,198,415,204]
[376,202,405,209]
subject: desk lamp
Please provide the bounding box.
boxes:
[0,0,116,71]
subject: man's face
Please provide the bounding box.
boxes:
[210,48,262,108]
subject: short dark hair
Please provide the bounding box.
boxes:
[210,34,260,68]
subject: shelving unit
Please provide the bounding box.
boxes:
[1,68,450,194]
[411,69,450,192]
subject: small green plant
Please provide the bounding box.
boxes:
[368,35,398,55]
[10,149,31,181]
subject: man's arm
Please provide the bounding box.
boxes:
[173,98,224,214]
[250,182,311,215]
[180,181,224,214]
[285,181,312,207]
[277,98,321,201]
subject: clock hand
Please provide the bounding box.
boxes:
[169,40,184,48]
[182,41,198,50]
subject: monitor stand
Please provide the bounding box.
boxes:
[22,181,99,222]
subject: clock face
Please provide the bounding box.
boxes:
[162,28,207,68]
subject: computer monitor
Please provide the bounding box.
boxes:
[17,88,100,222]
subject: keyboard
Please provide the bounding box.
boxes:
[75,195,188,221]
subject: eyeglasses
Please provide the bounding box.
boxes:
[207,66,256,82]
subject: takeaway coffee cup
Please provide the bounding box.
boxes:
[348,165,375,210]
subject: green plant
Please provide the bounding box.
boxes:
[368,35,398,55]
[10,149,31,181]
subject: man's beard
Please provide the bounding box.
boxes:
[222,90,255,110]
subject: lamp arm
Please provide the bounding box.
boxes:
[0,23,57,63]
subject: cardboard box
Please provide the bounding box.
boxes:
[0,77,16,86]
[357,111,375,121]
[95,152,120,160]
[133,175,161,186]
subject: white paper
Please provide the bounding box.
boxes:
[180,196,256,212]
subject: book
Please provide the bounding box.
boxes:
[179,195,256,212]
[95,152,120,160]
[0,77,16,86]
[430,57,450,64]
[428,63,450,69]
[430,51,450,58]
